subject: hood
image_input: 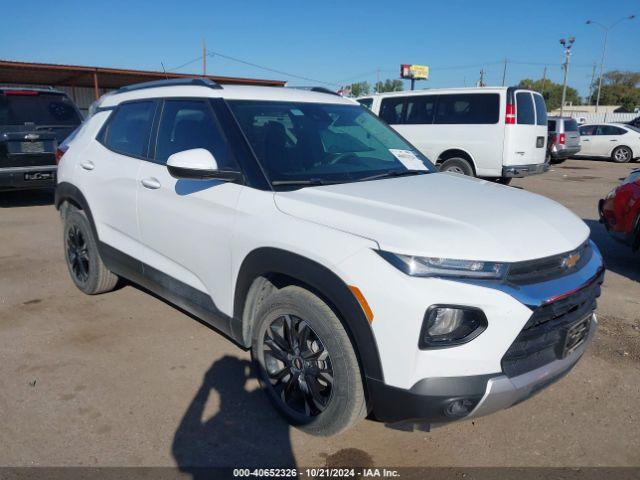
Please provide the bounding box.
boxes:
[274,173,589,262]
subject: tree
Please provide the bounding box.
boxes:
[518,78,580,111]
[597,70,640,111]
[602,70,640,88]
[350,81,370,97]
[375,79,404,93]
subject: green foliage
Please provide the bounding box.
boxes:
[518,78,580,111]
[375,79,404,93]
[597,71,640,112]
[350,81,370,97]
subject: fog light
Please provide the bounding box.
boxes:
[444,398,478,418]
[419,306,487,349]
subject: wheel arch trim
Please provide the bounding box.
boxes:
[233,247,385,383]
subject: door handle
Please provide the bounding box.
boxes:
[610,139,618,142]
[582,139,589,142]
[80,161,94,171]
[141,177,161,190]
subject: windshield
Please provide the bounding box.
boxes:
[227,100,434,187]
[0,91,81,126]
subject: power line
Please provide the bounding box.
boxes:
[167,55,203,72]
[206,51,339,86]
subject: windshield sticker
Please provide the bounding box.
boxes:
[290,108,305,116]
[389,149,428,171]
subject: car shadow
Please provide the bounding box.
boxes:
[172,356,296,478]
[584,219,640,283]
[0,189,54,208]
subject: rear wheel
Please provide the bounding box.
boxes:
[251,286,366,436]
[63,208,118,295]
[439,157,474,176]
[612,146,633,163]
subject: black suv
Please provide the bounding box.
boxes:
[0,86,82,191]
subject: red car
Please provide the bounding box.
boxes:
[599,169,640,251]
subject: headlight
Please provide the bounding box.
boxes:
[378,251,508,280]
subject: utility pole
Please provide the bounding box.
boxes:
[587,62,596,105]
[559,36,575,117]
[376,68,380,93]
[501,58,508,86]
[540,66,547,95]
[202,39,207,76]
[478,69,485,87]
[586,15,636,113]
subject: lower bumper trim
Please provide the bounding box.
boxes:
[502,163,550,178]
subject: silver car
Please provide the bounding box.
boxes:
[547,116,581,163]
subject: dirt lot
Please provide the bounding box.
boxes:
[1,159,639,469]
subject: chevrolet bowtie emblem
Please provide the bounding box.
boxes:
[24,133,40,141]
[562,252,581,269]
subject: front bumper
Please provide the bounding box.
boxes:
[369,315,596,424]
[502,163,550,178]
[0,165,57,191]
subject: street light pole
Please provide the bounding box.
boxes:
[586,15,636,113]
[559,37,575,117]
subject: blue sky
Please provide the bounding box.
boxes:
[2,0,638,98]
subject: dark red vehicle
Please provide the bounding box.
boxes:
[599,169,640,251]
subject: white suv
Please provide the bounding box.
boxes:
[56,78,604,436]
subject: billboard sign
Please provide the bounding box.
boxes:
[400,64,429,80]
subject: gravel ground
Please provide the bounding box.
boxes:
[0,158,639,469]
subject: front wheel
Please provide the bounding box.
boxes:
[251,286,367,436]
[612,146,633,163]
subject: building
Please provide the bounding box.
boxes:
[0,59,286,115]
[549,105,622,116]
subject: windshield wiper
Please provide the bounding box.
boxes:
[357,169,429,182]
[271,178,337,187]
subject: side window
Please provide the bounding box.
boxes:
[533,94,547,126]
[155,99,234,168]
[405,96,436,125]
[597,125,626,136]
[516,92,535,125]
[104,101,155,158]
[579,125,597,136]
[379,97,405,124]
[357,98,373,110]
[434,94,499,124]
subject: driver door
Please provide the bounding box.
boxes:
[136,98,243,312]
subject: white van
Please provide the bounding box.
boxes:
[358,87,549,182]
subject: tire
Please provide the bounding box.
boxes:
[251,285,367,436]
[63,208,118,295]
[439,157,474,176]
[550,158,566,165]
[612,146,633,163]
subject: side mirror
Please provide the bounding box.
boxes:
[166,148,242,182]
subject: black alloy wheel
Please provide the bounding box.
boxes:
[261,314,334,418]
[66,224,90,284]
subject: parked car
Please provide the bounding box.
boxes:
[599,169,640,251]
[56,78,604,435]
[357,87,549,184]
[0,86,82,191]
[576,123,640,163]
[547,116,581,163]
[626,116,640,129]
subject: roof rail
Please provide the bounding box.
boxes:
[0,84,57,91]
[116,77,222,94]
[287,86,340,96]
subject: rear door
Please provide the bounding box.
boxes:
[505,90,547,166]
[593,125,627,157]
[563,119,580,149]
[578,125,597,155]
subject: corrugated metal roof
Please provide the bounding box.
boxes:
[0,59,286,90]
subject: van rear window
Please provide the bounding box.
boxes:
[434,93,499,124]
[0,91,81,126]
[516,92,535,125]
[533,94,547,126]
